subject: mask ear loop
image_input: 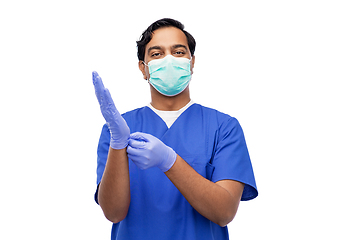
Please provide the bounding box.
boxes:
[142,61,150,81]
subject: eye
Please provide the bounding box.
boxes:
[174,51,185,55]
[151,52,162,57]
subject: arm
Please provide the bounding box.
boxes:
[98,148,130,223]
[165,155,244,227]
[92,71,131,223]
[126,132,244,227]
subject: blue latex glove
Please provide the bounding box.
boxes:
[92,71,130,149]
[127,132,177,172]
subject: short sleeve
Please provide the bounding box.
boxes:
[94,124,110,204]
[211,117,258,201]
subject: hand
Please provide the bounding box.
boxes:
[92,71,130,149]
[127,132,177,172]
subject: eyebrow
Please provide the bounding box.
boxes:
[171,44,188,51]
[147,44,188,55]
[147,46,162,55]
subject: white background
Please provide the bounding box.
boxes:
[1,0,359,239]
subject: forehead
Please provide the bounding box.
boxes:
[146,27,189,51]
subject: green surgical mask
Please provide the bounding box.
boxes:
[144,55,192,96]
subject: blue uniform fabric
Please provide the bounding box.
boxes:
[95,104,258,240]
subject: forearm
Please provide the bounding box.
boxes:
[165,155,244,227]
[98,147,130,223]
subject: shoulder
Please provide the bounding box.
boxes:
[193,104,240,129]
[121,106,149,121]
[193,103,233,119]
[121,106,148,117]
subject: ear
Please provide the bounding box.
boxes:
[138,61,148,80]
[190,55,195,74]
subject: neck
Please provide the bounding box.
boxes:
[150,86,191,111]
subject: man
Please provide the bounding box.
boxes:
[93,18,257,240]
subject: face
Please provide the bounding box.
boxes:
[139,26,195,80]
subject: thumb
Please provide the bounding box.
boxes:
[128,138,146,149]
[128,132,148,149]
[129,132,150,141]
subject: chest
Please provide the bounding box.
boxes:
[124,106,221,176]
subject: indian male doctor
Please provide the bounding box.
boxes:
[93,18,258,240]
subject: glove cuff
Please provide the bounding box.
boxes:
[110,138,129,150]
[160,147,177,172]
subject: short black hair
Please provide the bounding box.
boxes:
[136,18,196,61]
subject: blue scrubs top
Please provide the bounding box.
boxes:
[95,104,258,240]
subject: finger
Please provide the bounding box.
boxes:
[92,72,106,104]
[103,88,116,110]
[128,138,146,149]
[92,71,99,84]
[103,89,123,119]
[129,132,150,141]
[127,147,148,170]
[126,145,143,157]
[92,71,104,90]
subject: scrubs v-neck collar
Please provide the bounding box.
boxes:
[147,100,194,128]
